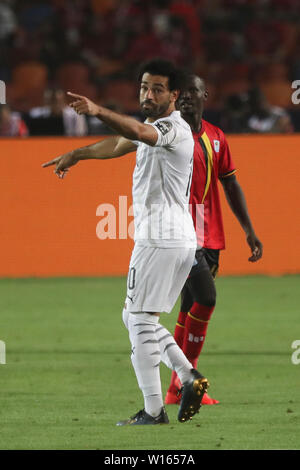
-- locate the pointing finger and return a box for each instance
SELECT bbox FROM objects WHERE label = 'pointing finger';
[67,91,85,100]
[42,158,58,168]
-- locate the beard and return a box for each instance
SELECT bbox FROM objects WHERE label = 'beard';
[140,99,171,119]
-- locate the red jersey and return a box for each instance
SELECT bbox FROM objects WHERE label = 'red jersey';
[189,119,236,250]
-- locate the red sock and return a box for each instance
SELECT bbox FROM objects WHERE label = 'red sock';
[174,311,187,348]
[182,302,215,369]
[168,311,187,393]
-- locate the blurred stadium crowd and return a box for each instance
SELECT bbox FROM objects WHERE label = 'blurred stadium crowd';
[0,0,299,136]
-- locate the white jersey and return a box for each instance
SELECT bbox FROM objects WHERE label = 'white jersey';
[132,110,196,248]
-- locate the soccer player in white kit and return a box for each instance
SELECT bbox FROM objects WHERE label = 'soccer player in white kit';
[42,59,209,425]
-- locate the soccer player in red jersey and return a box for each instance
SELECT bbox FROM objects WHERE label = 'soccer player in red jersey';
[165,75,263,405]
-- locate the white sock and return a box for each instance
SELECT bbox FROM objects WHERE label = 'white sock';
[127,312,163,417]
[155,324,173,369]
[155,323,193,384]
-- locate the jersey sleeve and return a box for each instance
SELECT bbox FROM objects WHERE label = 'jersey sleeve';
[150,119,178,147]
[217,131,236,179]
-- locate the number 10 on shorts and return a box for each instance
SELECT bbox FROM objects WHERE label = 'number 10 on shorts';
[128,267,136,290]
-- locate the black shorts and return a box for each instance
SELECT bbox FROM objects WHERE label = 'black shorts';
[189,248,220,280]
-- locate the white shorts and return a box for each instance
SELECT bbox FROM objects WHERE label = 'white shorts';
[125,244,195,313]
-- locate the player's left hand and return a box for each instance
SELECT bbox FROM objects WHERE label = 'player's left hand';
[67,92,100,116]
[42,151,78,179]
[247,233,263,262]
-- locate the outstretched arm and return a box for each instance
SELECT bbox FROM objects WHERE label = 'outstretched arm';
[42,135,136,178]
[67,92,159,146]
[220,174,263,262]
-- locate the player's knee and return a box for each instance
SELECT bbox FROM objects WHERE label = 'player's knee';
[205,291,217,307]
[180,297,193,313]
[180,286,193,313]
[194,290,216,308]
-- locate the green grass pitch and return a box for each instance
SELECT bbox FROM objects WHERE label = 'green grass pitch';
[0,275,299,450]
